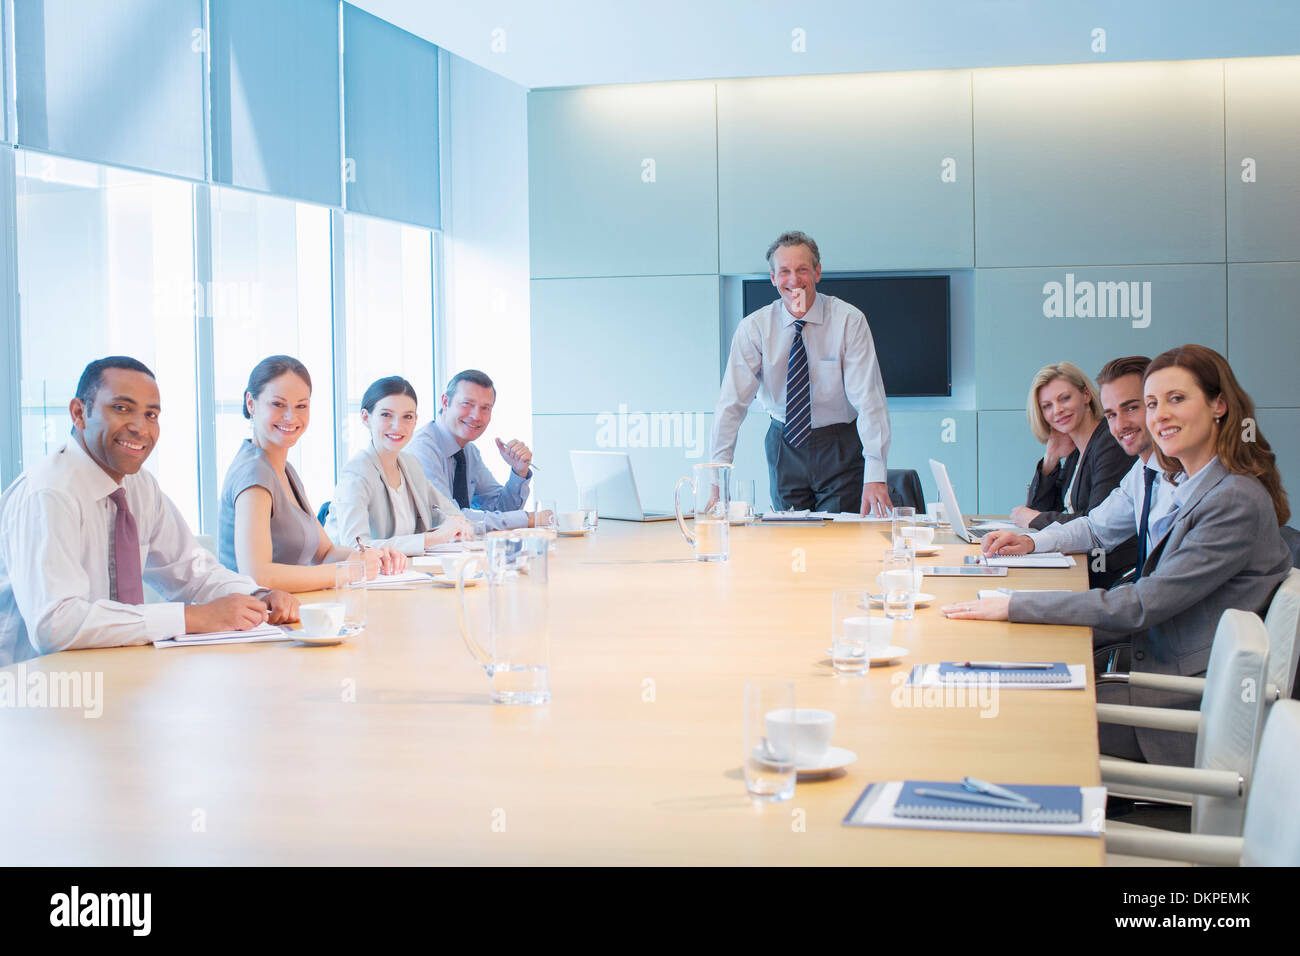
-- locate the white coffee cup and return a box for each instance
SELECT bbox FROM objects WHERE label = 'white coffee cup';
[439,554,466,577]
[877,569,925,593]
[558,511,586,532]
[765,708,835,762]
[300,602,345,639]
[899,525,935,548]
[844,615,893,656]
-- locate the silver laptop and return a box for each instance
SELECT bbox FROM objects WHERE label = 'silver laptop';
[929,458,1005,543]
[570,451,675,521]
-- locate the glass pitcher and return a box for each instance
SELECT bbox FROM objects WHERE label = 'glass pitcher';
[674,462,732,562]
[457,530,551,705]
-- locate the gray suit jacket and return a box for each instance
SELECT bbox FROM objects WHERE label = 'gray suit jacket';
[326,445,462,556]
[1011,459,1291,765]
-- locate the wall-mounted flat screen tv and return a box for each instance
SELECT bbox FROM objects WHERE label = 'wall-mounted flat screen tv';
[741,275,951,397]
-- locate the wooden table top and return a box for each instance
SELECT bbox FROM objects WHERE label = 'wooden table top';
[0,519,1101,865]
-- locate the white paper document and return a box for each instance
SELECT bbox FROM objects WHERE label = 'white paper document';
[985,552,1076,568]
[355,569,432,588]
[155,622,292,648]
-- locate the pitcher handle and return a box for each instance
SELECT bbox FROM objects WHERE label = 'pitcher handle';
[674,476,695,546]
[457,555,492,674]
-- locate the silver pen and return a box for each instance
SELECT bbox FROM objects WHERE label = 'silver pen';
[962,776,1035,805]
[962,661,1055,669]
[913,788,1041,810]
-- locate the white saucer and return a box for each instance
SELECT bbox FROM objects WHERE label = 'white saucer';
[557,528,591,537]
[823,645,910,665]
[431,572,485,588]
[868,592,936,607]
[797,746,857,776]
[295,628,357,646]
[912,546,942,557]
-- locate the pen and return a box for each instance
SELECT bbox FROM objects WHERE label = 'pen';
[913,788,1042,810]
[962,776,1035,805]
[961,661,1055,669]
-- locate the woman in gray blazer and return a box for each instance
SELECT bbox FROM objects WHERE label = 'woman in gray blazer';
[943,345,1292,766]
[327,377,471,556]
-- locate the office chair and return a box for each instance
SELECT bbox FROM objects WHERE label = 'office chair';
[1098,609,1270,838]
[1104,700,1300,866]
[317,501,330,525]
[1280,525,1300,568]
[886,469,924,512]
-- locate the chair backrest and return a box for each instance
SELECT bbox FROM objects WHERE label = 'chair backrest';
[1241,699,1300,866]
[886,469,924,512]
[317,501,331,526]
[1263,568,1300,698]
[1192,609,1270,837]
[1280,525,1300,568]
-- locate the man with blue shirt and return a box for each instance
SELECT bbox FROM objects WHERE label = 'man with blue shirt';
[709,231,892,516]
[408,369,549,531]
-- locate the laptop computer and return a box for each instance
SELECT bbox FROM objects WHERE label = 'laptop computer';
[570,451,676,521]
[928,458,1011,544]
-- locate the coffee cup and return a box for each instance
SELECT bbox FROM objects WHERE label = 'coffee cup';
[765,708,835,762]
[558,511,586,533]
[899,525,935,548]
[877,569,925,593]
[844,615,893,655]
[300,602,345,639]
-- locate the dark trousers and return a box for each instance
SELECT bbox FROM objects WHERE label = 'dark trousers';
[764,419,864,513]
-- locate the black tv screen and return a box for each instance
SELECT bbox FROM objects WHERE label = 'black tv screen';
[741,276,951,397]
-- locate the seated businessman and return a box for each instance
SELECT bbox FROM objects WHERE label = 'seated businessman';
[0,356,298,666]
[408,369,550,531]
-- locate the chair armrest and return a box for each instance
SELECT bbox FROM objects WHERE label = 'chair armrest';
[1105,828,1243,865]
[1096,702,1200,734]
[1100,758,1243,798]
[1095,672,1205,698]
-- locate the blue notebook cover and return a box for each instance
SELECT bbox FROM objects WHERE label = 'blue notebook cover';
[937,661,1071,683]
[894,780,1083,823]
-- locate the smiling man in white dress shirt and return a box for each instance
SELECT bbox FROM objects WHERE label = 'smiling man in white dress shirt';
[710,231,892,516]
[0,356,298,666]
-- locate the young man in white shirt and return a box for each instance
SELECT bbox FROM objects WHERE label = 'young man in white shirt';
[0,356,298,666]
[710,231,892,516]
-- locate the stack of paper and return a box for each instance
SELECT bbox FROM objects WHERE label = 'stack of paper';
[985,552,1076,568]
[155,622,291,649]
[354,569,432,589]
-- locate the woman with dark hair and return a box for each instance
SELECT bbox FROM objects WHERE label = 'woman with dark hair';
[326,376,471,555]
[943,345,1292,766]
[219,356,403,591]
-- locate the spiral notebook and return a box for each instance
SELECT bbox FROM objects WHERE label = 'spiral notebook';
[893,781,1082,823]
[843,780,1104,837]
[937,661,1072,684]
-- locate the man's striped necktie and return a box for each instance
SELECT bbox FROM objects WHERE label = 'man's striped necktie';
[784,319,811,448]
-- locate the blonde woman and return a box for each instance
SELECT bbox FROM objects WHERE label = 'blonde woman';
[1012,361,1134,532]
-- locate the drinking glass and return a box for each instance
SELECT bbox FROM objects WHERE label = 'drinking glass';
[831,590,873,676]
[579,487,598,531]
[333,561,367,634]
[743,679,796,801]
[881,545,917,622]
[730,478,756,524]
[534,499,558,551]
[891,506,917,549]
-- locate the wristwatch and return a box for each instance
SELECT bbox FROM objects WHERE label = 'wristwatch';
[251,587,273,601]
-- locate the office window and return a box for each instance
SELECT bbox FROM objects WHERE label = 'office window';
[209,186,336,509]
[342,213,435,459]
[15,150,202,528]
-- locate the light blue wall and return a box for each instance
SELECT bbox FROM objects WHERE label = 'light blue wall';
[528,56,1300,520]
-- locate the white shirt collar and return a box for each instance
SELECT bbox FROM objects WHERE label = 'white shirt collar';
[62,436,122,502]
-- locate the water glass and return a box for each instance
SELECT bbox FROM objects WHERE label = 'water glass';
[891,506,917,549]
[881,546,917,622]
[729,478,756,524]
[743,679,796,801]
[333,561,367,634]
[579,487,598,531]
[831,590,873,676]
[533,499,558,551]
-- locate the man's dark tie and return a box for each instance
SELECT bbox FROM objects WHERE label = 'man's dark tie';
[452,448,470,509]
[108,488,144,604]
[783,319,811,449]
[1133,467,1158,582]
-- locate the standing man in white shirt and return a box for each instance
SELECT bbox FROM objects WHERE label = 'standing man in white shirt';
[407,369,550,532]
[980,356,1179,582]
[0,357,298,666]
[710,231,892,516]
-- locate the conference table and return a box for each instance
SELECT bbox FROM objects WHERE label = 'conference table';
[0,519,1101,865]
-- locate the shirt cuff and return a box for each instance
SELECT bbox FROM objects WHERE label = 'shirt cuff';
[146,603,189,641]
[862,462,887,485]
[501,510,529,531]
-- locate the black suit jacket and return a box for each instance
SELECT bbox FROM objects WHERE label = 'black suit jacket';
[1026,421,1138,587]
